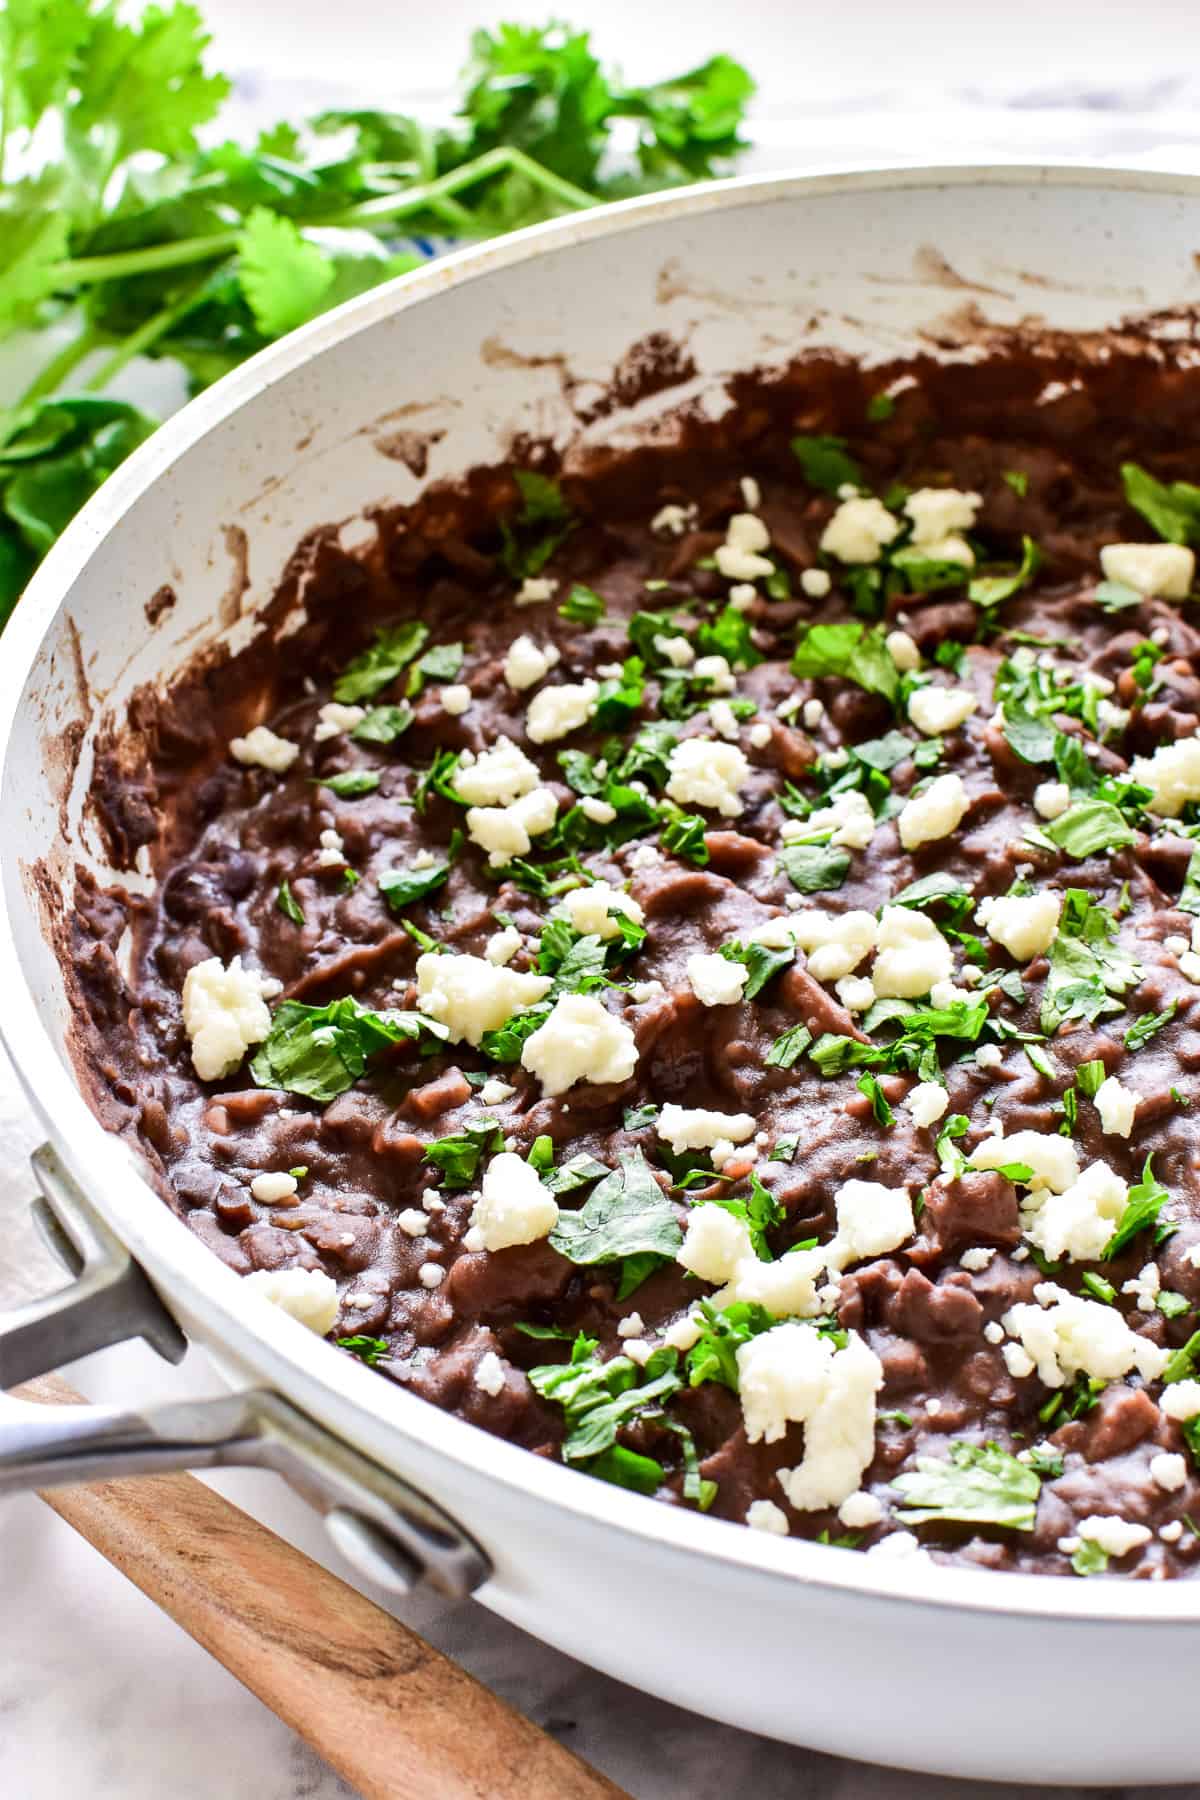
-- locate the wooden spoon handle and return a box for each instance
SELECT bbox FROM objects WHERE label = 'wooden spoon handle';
[23,1372,630,1800]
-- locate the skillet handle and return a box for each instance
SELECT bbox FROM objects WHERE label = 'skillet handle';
[0,1146,490,1601]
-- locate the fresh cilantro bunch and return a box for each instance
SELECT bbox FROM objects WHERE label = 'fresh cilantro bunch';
[0,4,755,620]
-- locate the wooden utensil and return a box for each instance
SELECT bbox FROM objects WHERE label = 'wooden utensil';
[20,1370,630,1800]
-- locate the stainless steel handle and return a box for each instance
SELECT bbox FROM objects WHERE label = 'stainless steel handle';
[1,1147,490,1601]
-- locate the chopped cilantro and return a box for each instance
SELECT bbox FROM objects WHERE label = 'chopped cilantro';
[1081,1272,1116,1305]
[1041,890,1142,1035]
[685,1298,775,1391]
[528,1333,681,1469]
[407,640,464,697]
[498,469,573,577]
[559,583,605,624]
[777,841,851,894]
[1121,461,1200,547]
[549,1148,681,1270]
[968,534,1041,608]
[766,1023,813,1070]
[1002,470,1029,498]
[378,832,460,913]
[1039,798,1136,859]
[893,1440,1040,1531]
[423,1117,504,1189]
[790,434,863,494]
[1092,578,1143,614]
[479,1003,553,1063]
[792,620,900,705]
[1124,1002,1177,1051]
[250,996,446,1103]
[856,1071,894,1127]
[718,936,795,999]
[276,878,305,925]
[660,810,709,866]
[1076,1059,1106,1098]
[337,1335,389,1367]
[867,392,896,422]
[1071,1539,1109,1577]
[1102,1155,1171,1259]
[352,702,414,745]
[334,621,429,704]
[316,769,381,798]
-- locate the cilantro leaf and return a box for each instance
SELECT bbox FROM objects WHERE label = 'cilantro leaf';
[790,434,862,494]
[237,206,334,336]
[766,1022,813,1069]
[334,622,429,703]
[777,842,851,895]
[1041,889,1141,1034]
[893,1440,1040,1531]
[276,878,305,925]
[968,534,1041,608]
[549,1148,681,1268]
[352,702,414,745]
[1124,1002,1176,1052]
[423,1117,504,1189]
[378,834,459,913]
[317,769,380,797]
[685,1298,775,1391]
[1121,461,1200,546]
[337,1334,389,1366]
[792,621,900,705]
[1039,799,1137,859]
[528,1332,681,1466]
[1102,1155,1171,1259]
[499,469,573,578]
[559,583,604,624]
[250,996,446,1102]
[718,937,795,999]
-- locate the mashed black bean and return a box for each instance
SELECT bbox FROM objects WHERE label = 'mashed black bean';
[76,343,1200,1577]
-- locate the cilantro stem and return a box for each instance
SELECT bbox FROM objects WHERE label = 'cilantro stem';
[51,146,600,290]
[14,324,104,410]
[83,277,211,394]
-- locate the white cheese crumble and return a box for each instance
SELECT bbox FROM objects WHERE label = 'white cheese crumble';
[687,952,748,1007]
[693,653,736,693]
[250,1172,298,1203]
[657,1104,756,1155]
[580,795,617,824]
[466,787,558,865]
[972,1129,1080,1192]
[897,772,968,851]
[715,511,773,581]
[552,881,645,942]
[839,1489,885,1529]
[728,584,757,612]
[397,1208,429,1236]
[316,827,346,867]
[885,629,921,673]
[520,993,638,1095]
[871,907,954,999]
[1034,780,1071,820]
[801,567,832,598]
[960,1247,995,1272]
[1162,1380,1200,1421]
[904,1081,949,1128]
[905,487,982,544]
[662,1313,703,1352]
[746,1499,790,1535]
[418,1262,445,1289]
[676,1204,755,1283]
[826,1178,915,1271]
[740,475,761,510]
[314,701,366,741]
[1099,541,1194,600]
[479,1077,516,1105]
[802,698,825,728]
[441,684,472,715]
[907,684,978,736]
[474,1351,507,1397]
[229,725,300,772]
[454,736,540,805]
[709,699,740,740]
[974,1043,1002,1071]
[525,679,598,744]
[819,496,900,565]
[516,576,556,605]
[415,952,551,1046]
[1150,1451,1188,1492]
[977,890,1061,962]
[617,1313,646,1339]
[785,788,876,850]
[181,956,281,1081]
[1129,737,1200,817]
[1075,1515,1153,1558]
[747,721,772,750]
[788,908,878,981]
[1095,1074,1138,1138]
[865,1530,932,1565]
[1023,1158,1128,1263]
[835,974,876,1013]
[503,634,560,690]
[665,737,749,816]
[651,502,697,537]
[243,1267,338,1335]
[485,926,522,965]
[655,633,695,668]
[737,1325,883,1511]
[465,1151,558,1252]
[1002,1283,1169,1387]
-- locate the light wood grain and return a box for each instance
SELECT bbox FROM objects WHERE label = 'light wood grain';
[20,1371,629,1800]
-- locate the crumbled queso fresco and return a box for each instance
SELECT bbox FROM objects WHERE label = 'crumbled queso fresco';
[77,346,1200,1579]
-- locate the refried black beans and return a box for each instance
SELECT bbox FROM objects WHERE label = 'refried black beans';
[74,342,1200,1578]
